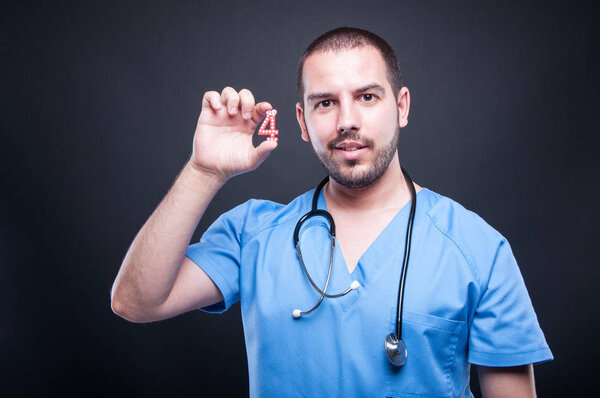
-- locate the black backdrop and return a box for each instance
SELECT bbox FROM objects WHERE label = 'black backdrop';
[3,1,599,396]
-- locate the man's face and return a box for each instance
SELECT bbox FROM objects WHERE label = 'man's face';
[296,46,409,189]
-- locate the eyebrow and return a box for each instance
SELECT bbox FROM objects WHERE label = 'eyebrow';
[306,83,386,105]
[355,84,386,96]
[306,92,333,105]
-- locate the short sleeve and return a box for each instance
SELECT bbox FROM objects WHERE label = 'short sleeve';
[185,203,249,313]
[468,239,553,366]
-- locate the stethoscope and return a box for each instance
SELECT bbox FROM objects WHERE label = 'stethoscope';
[292,167,417,367]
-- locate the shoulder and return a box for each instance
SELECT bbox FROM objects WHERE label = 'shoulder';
[213,189,316,244]
[419,188,509,287]
[421,188,505,245]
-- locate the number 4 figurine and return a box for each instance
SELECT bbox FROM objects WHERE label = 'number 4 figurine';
[258,109,279,142]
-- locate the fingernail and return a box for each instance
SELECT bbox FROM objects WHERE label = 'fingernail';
[243,112,252,119]
[229,108,237,114]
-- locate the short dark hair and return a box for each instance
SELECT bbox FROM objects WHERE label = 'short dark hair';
[296,27,403,106]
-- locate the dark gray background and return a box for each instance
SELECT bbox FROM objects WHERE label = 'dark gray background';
[3,0,599,396]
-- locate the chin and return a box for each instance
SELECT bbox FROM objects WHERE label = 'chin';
[329,165,385,190]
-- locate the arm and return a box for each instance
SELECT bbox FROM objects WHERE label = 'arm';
[477,364,537,398]
[111,87,277,323]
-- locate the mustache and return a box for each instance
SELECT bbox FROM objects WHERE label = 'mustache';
[327,132,373,150]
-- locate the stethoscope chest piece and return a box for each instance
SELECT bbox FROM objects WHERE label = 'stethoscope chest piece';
[385,333,407,366]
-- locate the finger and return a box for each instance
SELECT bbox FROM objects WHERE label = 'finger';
[250,139,278,169]
[221,86,239,116]
[239,89,255,120]
[202,91,222,111]
[251,102,273,125]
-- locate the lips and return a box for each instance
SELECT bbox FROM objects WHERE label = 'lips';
[335,141,367,151]
[333,141,369,161]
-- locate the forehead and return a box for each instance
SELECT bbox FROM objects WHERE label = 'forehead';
[302,46,390,97]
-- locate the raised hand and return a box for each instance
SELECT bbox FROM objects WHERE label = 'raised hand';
[189,87,278,181]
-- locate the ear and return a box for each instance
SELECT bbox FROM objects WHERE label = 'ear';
[397,87,410,128]
[296,102,310,142]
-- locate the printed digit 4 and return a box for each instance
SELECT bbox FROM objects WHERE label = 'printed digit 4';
[258,109,279,142]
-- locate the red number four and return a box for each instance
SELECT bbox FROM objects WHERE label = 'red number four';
[258,109,279,142]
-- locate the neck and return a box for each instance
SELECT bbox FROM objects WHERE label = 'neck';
[324,153,415,213]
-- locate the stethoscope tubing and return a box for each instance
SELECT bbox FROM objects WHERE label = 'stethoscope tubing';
[395,168,416,341]
[294,200,357,308]
[296,238,355,299]
[293,167,416,353]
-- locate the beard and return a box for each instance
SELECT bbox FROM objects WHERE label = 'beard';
[312,127,400,190]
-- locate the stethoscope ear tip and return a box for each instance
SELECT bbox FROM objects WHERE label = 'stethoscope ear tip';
[292,309,302,319]
[350,280,360,290]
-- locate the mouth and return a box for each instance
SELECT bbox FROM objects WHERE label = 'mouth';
[332,141,369,161]
[334,141,368,151]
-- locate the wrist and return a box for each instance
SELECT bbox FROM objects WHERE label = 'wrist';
[185,160,229,188]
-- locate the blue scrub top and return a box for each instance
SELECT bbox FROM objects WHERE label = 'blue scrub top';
[186,187,552,397]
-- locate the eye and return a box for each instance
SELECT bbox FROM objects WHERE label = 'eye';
[361,93,376,102]
[317,99,333,108]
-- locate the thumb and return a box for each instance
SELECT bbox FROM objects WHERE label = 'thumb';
[250,140,278,169]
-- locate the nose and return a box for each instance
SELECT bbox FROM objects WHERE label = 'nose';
[336,99,360,134]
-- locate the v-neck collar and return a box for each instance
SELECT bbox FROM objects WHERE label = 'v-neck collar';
[315,186,426,283]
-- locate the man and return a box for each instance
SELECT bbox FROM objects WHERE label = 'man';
[111,27,552,397]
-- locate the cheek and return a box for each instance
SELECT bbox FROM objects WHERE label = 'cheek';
[306,114,336,146]
[307,111,334,129]
[364,109,398,135]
